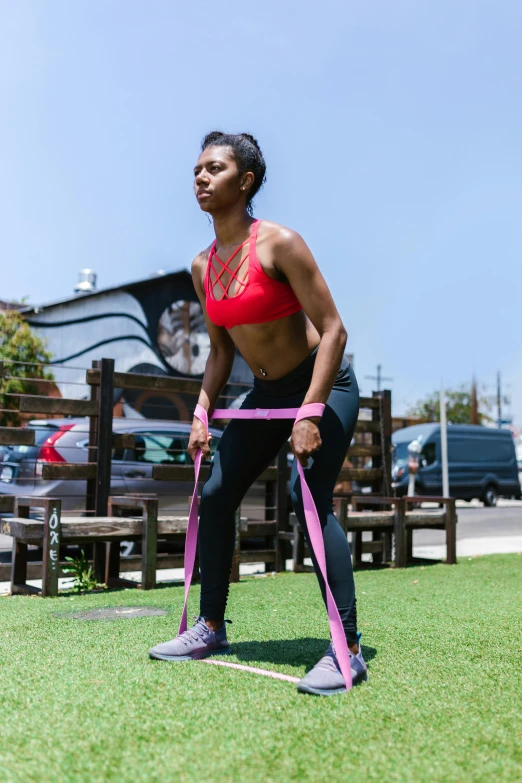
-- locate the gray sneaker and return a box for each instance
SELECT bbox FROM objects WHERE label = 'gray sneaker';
[149,616,232,661]
[296,638,368,696]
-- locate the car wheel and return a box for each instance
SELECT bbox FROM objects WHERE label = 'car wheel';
[483,485,498,507]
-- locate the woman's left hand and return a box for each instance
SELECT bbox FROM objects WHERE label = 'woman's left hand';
[290,419,322,467]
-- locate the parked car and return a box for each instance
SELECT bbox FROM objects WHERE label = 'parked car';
[391,423,521,506]
[0,418,267,518]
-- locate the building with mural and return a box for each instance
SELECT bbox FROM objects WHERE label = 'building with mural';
[22,269,251,420]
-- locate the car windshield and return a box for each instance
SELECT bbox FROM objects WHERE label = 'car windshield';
[393,443,409,465]
[127,430,220,464]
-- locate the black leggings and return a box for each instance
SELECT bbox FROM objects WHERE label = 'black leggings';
[198,350,360,643]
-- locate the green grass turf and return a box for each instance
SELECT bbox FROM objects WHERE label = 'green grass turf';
[1,555,521,783]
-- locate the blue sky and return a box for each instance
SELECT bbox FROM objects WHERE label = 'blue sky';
[1,1,521,423]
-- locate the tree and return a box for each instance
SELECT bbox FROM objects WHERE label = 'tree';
[0,309,54,426]
[407,384,492,425]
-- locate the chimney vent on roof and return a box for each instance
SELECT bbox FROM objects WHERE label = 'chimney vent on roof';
[75,269,97,294]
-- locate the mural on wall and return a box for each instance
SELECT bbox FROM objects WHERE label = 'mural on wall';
[25,271,250,420]
[157,300,210,376]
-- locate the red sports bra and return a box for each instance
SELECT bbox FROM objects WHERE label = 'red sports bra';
[204,220,302,330]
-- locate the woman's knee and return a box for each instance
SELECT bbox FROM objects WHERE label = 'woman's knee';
[290,476,333,522]
[200,475,238,517]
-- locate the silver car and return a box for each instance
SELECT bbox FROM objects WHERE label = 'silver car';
[0,418,266,518]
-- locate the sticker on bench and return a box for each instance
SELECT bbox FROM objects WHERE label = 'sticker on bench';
[48,505,60,573]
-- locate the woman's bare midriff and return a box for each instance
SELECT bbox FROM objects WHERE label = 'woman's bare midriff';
[228,310,321,380]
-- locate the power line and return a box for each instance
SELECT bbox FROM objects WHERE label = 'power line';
[364,364,393,392]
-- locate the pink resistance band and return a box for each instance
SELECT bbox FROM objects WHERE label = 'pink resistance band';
[178,402,352,692]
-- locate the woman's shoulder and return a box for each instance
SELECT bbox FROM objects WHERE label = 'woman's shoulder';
[191,245,213,294]
[257,219,304,251]
[191,245,212,272]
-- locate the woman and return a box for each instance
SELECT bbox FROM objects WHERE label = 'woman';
[149,131,367,696]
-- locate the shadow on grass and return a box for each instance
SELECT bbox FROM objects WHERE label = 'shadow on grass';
[231,638,377,672]
[354,558,441,571]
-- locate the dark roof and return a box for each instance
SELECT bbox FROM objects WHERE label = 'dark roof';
[21,268,192,314]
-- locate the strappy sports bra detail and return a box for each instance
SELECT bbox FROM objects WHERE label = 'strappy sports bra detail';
[204,220,303,330]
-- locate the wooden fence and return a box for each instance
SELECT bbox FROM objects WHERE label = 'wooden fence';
[0,357,393,582]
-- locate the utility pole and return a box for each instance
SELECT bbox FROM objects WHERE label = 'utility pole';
[440,383,450,497]
[364,364,393,392]
[471,375,479,425]
[497,371,502,429]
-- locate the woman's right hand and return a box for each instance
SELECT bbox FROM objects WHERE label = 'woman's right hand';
[188,417,212,462]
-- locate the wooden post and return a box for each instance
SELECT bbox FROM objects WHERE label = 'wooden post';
[264,471,276,573]
[85,359,100,568]
[141,498,158,589]
[11,495,29,594]
[86,359,100,515]
[292,517,305,572]
[42,500,61,597]
[11,540,29,593]
[107,495,158,589]
[445,499,457,565]
[106,496,123,585]
[352,531,363,567]
[371,391,384,563]
[393,499,406,568]
[275,446,289,572]
[288,512,306,573]
[406,529,413,563]
[338,498,349,534]
[104,495,120,586]
[230,508,240,582]
[94,357,114,583]
[382,530,392,563]
[265,478,276,522]
[11,499,30,594]
[381,389,393,495]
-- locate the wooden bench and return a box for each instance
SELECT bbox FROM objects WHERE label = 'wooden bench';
[278,391,394,570]
[284,496,397,572]
[347,495,457,567]
[4,360,457,581]
[285,494,457,569]
[1,492,251,595]
[1,496,159,596]
[154,461,286,574]
[398,496,457,567]
[107,494,249,584]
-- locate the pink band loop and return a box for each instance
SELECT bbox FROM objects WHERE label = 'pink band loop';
[179,402,352,691]
[194,403,209,431]
[295,403,326,423]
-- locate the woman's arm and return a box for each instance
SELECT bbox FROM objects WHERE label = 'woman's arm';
[189,253,236,460]
[271,228,348,466]
[272,228,348,409]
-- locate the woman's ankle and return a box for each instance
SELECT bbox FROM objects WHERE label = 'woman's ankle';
[204,618,223,632]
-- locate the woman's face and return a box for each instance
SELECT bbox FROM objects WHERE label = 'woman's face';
[193,146,252,213]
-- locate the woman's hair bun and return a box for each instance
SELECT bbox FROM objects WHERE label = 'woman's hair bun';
[202,131,226,146]
[239,133,261,152]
